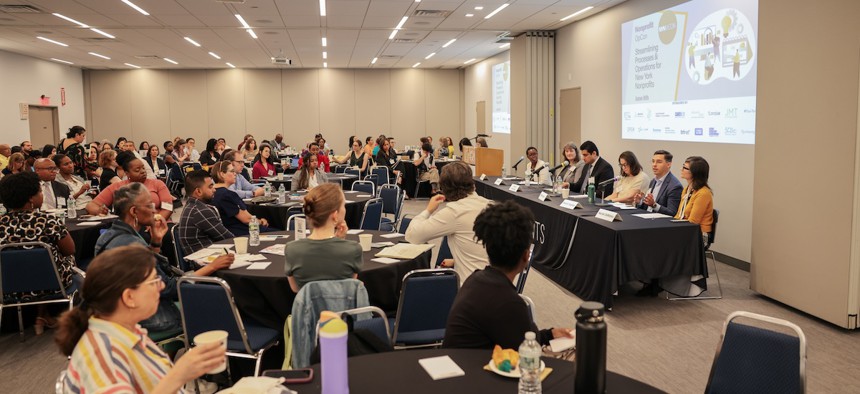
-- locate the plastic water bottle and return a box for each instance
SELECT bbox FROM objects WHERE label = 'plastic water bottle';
[249,216,260,246]
[518,331,542,394]
[67,196,77,219]
[575,302,607,394]
[264,181,271,197]
[587,179,596,204]
[502,167,507,179]
[277,184,286,204]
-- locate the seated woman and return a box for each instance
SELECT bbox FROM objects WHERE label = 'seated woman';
[442,200,572,350]
[335,138,370,175]
[252,144,279,179]
[86,151,173,219]
[94,183,233,332]
[210,161,271,236]
[292,151,329,192]
[59,126,88,178]
[524,147,551,186]
[97,150,122,191]
[559,142,585,189]
[242,138,259,162]
[53,154,94,207]
[56,245,226,393]
[413,143,440,194]
[0,172,77,335]
[374,136,400,181]
[284,183,361,292]
[437,136,452,158]
[199,138,220,167]
[144,145,166,178]
[458,138,472,155]
[2,152,26,176]
[604,151,649,203]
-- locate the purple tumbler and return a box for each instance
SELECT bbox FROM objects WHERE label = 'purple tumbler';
[319,315,349,394]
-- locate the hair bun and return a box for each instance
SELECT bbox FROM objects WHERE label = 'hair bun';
[302,194,316,217]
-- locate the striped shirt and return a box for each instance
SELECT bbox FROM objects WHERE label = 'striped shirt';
[65,317,181,393]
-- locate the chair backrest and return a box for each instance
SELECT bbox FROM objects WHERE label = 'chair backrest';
[332,164,347,174]
[392,269,459,344]
[519,294,536,323]
[286,210,305,231]
[378,184,401,216]
[398,215,413,234]
[708,208,719,247]
[706,311,806,394]
[177,276,254,354]
[338,306,391,346]
[360,198,384,230]
[351,180,375,196]
[345,168,361,179]
[515,244,536,294]
[0,242,67,297]
[372,166,390,184]
[435,236,453,268]
[169,225,189,271]
[364,174,380,190]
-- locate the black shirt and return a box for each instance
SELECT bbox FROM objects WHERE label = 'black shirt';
[442,266,552,350]
[99,167,118,191]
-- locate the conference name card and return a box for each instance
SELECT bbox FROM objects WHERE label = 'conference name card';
[494,178,505,186]
[560,200,581,210]
[595,209,623,222]
[509,184,521,192]
[538,192,550,201]
[479,174,487,181]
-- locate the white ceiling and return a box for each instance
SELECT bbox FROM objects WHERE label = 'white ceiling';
[0,0,622,70]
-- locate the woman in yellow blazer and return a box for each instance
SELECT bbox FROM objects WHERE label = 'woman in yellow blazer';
[674,156,713,234]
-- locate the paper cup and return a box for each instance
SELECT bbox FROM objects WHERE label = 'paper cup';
[234,237,248,255]
[278,173,284,180]
[359,234,373,252]
[193,330,228,374]
[561,188,570,199]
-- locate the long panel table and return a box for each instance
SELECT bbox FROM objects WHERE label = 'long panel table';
[474,177,705,307]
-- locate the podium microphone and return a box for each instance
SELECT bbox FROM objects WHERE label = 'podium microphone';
[549,161,569,174]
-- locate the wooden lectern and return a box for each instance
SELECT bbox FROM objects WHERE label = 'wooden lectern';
[462,146,504,176]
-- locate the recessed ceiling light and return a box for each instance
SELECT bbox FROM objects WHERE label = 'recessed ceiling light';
[464,58,476,64]
[90,28,115,39]
[465,14,474,17]
[164,58,178,65]
[235,14,251,29]
[88,52,111,60]
[474,6,484,10]
[209,52,221,59]
[124,63,141,69]
[412,62,421,68]
[122,0,150,16]
[184,37,201,47]
[371,57,378,64]
[395,16,408,30]
[52,13,88,28]
[442,38,456,48]
[51,58,73,65]
[322,37,327,47]
[320,0,326,16]
[388,30,398,40]
[226,62,236,68]
[36,36,68,47]
[323,62,328,68]
[499,43,510,49]
[560,6,594,21]
[485,3,509,19]
[425,52,435,59]
[322,51,327,59]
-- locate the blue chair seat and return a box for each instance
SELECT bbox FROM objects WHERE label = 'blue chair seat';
[227,322,279,352]
[353,316,392,345]
[395,329,447,345]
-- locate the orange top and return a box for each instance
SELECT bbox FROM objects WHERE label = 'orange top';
[675,185,713,233]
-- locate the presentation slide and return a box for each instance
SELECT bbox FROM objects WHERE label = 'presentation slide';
[492,61,511,134]
[621,0,758,144]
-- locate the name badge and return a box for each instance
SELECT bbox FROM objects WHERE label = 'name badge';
[389,159,395,165]
[57,197,67,208]
[509,184,520,192]
[538,192,550,201]
[494,178,505,186]
[595,209,623,222]
[268,170,274,176]
[479,174,487,181]
[158,169,165,175]
[162,202,174,212]
[560,200,581,210]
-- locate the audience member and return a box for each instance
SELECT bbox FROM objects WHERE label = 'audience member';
[363,136,376,158]
[0,172,76,334]
[271,133,287,151]
[186,137,201,162]
[59,126,88,178]
[56,245,226,393]
[605,151,649,203]
[41,144,57,160]
[635,150,683,216]
[223,151,263,198]
[138,141,149,152]
[442,200,573,350]
[524,146,551,185]
[100,141,113,151]
[292,151,329,191]
[98,150,122,191]
[34,158,71,210]
[413,143,440,194]
[458,137,472,154]
[87,151,173,218]
[54,154,93,207]
[438,137,453,158]
[144,145,166,178]
[174,138,190,163]
[284,183,360,292]
[252,144,279,179]
[177,170,235,254]
[336,138,370,174]
[570,140,614,195]
[0,143,11,173]
[242,138,259,161]
[2,152,25,176]
[20,140,33,156]
[199,138,220,166]
[374,137,400,179]
[297,142,331,172]
[210,161,270,236]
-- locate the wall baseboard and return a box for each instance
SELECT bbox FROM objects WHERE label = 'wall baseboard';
[713,251,750,272]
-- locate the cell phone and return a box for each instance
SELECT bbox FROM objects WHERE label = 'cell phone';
[262,369,314,384]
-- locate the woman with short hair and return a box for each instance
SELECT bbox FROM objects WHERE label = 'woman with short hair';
[210,161,270,236]
[54,154,93,206]
[144,145,166,178]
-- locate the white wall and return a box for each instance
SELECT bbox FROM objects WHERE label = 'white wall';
[554,0,753,262]
[0,50,85,144]
[84,68,464,154]
[464,51,511,168]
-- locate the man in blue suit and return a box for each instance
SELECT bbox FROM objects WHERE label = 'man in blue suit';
[636,150,683,216]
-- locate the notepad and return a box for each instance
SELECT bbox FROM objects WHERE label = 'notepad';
[381,233,405,239]
[260,244,285,256]
[375,243,433,259]
[633,213,671,219]
[246,262,271,270]
[371,257,401,264]
[371,241,395,248]
[549,335,576,352]
[418,356,465,380]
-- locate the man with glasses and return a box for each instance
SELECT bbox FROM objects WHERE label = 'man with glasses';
[34,158,71,210]
[634,150,683,216]
[223,151,264,198]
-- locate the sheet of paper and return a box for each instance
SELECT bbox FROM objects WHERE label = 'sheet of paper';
[259,234,289,242]
[381,233,405,239]
[375,243,434,260]
[371,241,395,248]
[570,194,588,199]
[346,229,364,234]
[371,257,401,264]
[418,356,465,380]
[260,244,285,256]
[228,261,253,270]
[549,335,576,353]
[633,213,672,219]
[246,262,272,270]
[185,248,221,262]
[236,254,268,262]
[75,221,103,227]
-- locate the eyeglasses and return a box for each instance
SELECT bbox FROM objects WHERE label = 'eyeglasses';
[682,166,690,171]
[139,275,164,288]
[136,203,156,211]
[36,166,59,172]
[619,163,629,168]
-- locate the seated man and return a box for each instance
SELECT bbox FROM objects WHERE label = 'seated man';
[442,200,573,350]
[223,151,264,198]
[570,140,614,196]
[177,170,234,255]
[405,161,491,280]
[635,150,683,216]
[33,158,71,210]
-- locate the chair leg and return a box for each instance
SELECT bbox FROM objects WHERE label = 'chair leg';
[705,251,723,299]
[17,306,24,339]
[666,251,723,300]
[253,352,264,377]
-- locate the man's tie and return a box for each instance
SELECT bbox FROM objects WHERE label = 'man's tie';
[42,182,56,209]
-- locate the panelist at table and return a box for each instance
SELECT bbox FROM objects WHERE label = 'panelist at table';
[570,140,614,196]
[559,142,585,188]
[523,146,551,185]
[635,150,683,216]
[604,151,649,204]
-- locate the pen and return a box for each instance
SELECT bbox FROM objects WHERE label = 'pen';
[223,248,230,256]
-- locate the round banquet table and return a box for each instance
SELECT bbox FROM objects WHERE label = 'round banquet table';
[260,173,358,192]
[65,212,114,262]
[299,348,666,393]
[244,191,372,230]
[211,230,430,330]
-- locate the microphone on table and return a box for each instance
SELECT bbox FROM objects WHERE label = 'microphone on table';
[531,165,546,176]
[512,156,525,170]
[597,176,621,187]
[549,161,569,174]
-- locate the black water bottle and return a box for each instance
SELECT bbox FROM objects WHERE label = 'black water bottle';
[575,301,606,394]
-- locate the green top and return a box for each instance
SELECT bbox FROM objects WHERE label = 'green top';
[284,237,363,289]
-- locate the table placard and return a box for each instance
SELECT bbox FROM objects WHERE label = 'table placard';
[560,200,581,210]
[294,217,307,240]
[479,174,487,181]
[509,184,520,192]
[595,209,623,222]
[494,178,505,186]
[538,191,550,201]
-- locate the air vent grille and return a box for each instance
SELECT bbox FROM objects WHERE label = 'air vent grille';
[413,10,450,18]
[0,4,42,13]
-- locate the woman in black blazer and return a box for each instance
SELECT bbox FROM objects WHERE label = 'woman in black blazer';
[144,145,166,178]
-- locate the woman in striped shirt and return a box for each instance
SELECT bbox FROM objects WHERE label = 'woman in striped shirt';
[55,245,224,393]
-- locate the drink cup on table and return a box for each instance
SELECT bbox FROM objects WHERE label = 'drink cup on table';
[358,234,373,252]
[193,330,228,374]
[234,237,249,254]
[561,188,570,199]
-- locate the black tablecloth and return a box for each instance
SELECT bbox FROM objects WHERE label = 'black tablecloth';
[474,177,705,307]
[213,231,430,330]
[245,192,371,230]
[66,213,113,261]
[299,348,664,393]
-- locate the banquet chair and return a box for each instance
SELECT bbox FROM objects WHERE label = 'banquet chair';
[345,167,361,180]
[338,306,392,346]
[378,185,403,232]
[706,311,806,394]
[668,208,722,300]
[359,198,384,231]
[519,294,536,322]
[373,166,391,185]
[413,177,432,200]
[332,164,347,174]
[177,276,279,377]
[514,244,536,294]
[434,236,453,268]
[397,215,413,234]
[0,242,79,338]
[169,225,190,271]
[364,174,380,191]
[351,180,375,197]
[390,268,460,349]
